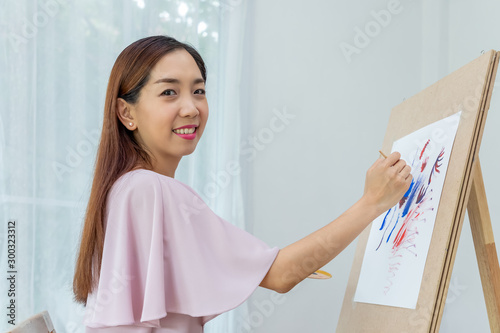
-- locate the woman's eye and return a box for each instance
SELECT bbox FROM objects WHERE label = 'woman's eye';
[161,89,176,96]
[194,89,206,95]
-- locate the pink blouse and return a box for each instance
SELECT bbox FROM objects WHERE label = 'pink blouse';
[84,169,280,332]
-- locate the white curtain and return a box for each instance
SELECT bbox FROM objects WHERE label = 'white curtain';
[0,0,250,332]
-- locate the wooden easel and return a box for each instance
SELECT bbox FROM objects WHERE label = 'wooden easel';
[337,50,500,333]
[465,159,500,332]
[430,49,500,332]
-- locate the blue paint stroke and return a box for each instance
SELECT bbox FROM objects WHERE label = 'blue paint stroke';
[399,178,415,208]
[401,175,423,218]
[386,214,401,243]
[379,208,392,231]
[376,208,397,251]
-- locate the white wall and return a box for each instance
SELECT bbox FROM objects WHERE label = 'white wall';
[243,0,500,332]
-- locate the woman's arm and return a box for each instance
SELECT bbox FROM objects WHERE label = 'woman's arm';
[259,152,412,293]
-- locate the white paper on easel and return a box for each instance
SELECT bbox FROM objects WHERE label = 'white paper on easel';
[353,111,462,309]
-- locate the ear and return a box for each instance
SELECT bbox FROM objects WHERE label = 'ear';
[116,98,136,130]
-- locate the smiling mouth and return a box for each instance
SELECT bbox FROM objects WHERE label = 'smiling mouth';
[172,127,197,134]
[172,127,198,140]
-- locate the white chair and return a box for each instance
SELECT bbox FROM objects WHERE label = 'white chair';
[7,310,55,333]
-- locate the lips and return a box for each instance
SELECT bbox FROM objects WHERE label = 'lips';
[173,124,198,130]
[172,126,197,140]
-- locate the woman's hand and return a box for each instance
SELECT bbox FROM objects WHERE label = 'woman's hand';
[362,151,412,215]
[261,151,413,293]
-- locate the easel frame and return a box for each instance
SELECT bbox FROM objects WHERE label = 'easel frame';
[466,159,500,332]
[337,50,500,333]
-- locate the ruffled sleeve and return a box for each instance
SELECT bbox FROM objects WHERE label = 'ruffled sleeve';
[84,170,280,328]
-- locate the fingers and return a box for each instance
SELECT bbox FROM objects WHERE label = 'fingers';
[384,151,401,167]
[370,151,412,181]
[402,165,412,180]
[393,157,412,181]
[364,150,415,211]
[383,151,411,173]
[393,159,407,173]
[383,152,413,185]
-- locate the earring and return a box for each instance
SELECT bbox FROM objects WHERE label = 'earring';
[129,123,133,126]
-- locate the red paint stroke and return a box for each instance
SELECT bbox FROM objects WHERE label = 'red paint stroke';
[419,139,430,160]
[421,156,429,172]
[391,196,428,252]
[384,261,401,295]
[384,197,430,294]
[417,185,428,203]
[399,196,407,208]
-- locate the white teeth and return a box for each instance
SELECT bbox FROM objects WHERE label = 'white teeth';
[173,127,196,134]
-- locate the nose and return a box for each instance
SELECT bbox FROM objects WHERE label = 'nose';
[179,96,199,118]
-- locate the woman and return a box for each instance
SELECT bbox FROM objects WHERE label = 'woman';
[73,35,412,332]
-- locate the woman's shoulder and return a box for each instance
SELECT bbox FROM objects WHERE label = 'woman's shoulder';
[105,169,211,224]
[111,168,202,201]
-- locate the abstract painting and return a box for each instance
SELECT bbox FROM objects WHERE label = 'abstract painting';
[354,111,462,309]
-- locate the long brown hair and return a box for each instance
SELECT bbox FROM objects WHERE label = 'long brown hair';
[73,35,207,305]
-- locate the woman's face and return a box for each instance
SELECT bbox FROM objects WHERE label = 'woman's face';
[118,48,208,173]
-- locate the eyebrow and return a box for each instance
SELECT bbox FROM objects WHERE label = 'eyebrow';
[153,77,205,85]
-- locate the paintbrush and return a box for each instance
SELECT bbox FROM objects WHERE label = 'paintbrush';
[379,150,388,158]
